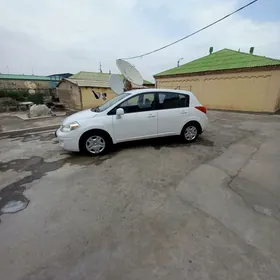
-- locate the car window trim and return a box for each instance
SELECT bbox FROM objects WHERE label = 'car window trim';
[107,91,190,115]
[107,92,156,115]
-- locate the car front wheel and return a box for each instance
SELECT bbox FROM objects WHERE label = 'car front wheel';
[80,131,110,155]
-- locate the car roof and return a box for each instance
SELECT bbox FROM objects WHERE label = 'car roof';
[125,88,194,96]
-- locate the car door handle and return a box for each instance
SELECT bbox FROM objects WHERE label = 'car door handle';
[148,114,156,118]
[181,110,188,114]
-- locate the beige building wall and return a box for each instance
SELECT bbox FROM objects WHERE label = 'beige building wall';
[81,87,116,109]
[156,70,280,112]
[57,81,82,110]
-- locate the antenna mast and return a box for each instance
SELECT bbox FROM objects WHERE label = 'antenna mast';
[99,62,102,73]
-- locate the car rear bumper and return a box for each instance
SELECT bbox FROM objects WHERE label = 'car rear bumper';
[200,115,208,133]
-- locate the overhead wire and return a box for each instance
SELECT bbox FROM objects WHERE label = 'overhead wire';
[121,0,259,60]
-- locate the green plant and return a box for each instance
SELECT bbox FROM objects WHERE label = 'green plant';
[0,90,46,104]
[27,94,44,104]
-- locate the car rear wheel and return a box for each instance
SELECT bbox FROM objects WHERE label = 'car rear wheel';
[181,123,199,142]
[80,131,110,156]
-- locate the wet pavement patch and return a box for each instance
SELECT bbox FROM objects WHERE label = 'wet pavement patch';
[9,133,57,142]
[67,153,112,166]
[0,156,44,173]
[38,134,56,141]
[0,155,111,217]
[0,179,30,217]
[114,136,214,151]
[21,133,56,142]
[21,134,41,142]
[1,200,29,214]
[113,136,187,151]
[194,138,214,147]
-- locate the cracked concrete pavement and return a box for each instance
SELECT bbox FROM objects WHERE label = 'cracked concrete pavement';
[0,111,280,280]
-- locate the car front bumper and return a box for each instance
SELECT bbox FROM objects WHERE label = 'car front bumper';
[55,128,80,152]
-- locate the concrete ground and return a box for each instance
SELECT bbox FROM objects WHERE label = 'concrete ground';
[0,113,65,133]
[0,111,280,280]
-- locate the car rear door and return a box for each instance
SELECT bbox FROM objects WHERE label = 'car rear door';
[156,92,190,136]
[112,92,158,142]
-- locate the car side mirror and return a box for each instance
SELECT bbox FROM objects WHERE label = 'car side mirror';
[116,108,124,117]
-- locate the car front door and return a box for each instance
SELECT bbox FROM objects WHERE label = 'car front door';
[157,92,190,136]
[111,92,158,142]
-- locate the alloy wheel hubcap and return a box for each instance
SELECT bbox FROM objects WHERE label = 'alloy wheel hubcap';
[86,136,105,154]
[184,126,198,141]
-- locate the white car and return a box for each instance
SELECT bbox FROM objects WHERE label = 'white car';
[56,89,208,155]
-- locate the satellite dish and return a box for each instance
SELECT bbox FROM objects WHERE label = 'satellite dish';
[116,59,143,86]
[109,74,124,95]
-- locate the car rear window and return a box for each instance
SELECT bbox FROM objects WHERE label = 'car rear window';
[158,92,189,109]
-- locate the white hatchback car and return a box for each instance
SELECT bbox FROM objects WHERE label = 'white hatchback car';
[56,89,208,155]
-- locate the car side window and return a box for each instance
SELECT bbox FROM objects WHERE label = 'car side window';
[158,92,189,109]
[118,93,155,114]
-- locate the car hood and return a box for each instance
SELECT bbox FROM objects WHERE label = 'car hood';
[62,109,98,125]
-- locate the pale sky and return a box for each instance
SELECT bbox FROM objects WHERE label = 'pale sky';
[0,0,280,81]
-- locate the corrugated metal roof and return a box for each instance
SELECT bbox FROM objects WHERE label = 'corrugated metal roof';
[0,74,51,81]
[65,77,147,89]
[65,78,110,88]
[69,71,153,87]
[70,72,110,81]
[154,49,280,77]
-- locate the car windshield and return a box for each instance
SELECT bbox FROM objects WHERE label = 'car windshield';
[91,93,130,112]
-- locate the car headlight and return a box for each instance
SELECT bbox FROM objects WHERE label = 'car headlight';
[61,121,80,132]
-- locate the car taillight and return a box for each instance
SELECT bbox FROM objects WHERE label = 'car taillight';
[195,106,207,114]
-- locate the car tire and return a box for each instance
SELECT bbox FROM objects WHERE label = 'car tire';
[80,130,110,156]
[181,122,199,143]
